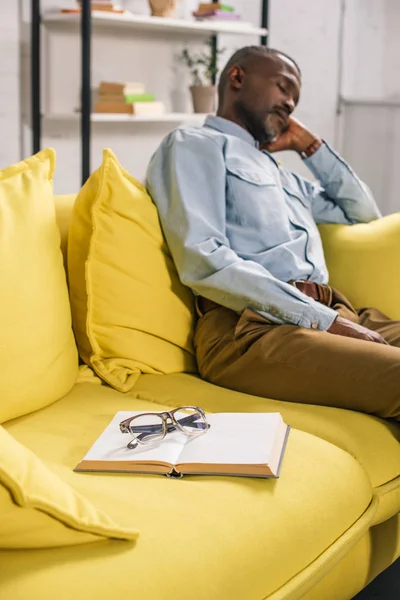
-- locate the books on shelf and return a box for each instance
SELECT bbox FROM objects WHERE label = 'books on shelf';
[193,10,241,20]
[95,81,165,116]
[78,0,122,11]
[197,3,235,12]
[193,2,242,21]
[61,1,125,14]
[94,100,165,116]
[99,81,146,96]
[124,94,156,103]
[95,93,155,103]
[75,411,290,478]
[94,101,133,114]
[132,101,165,116]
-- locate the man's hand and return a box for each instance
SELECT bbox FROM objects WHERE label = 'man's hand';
[328,316,388,345]
[262,117,322,155]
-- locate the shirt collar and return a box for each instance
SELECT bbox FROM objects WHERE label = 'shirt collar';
[204,115,260,148]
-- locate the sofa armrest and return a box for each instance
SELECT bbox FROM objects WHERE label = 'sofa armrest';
[319,213,400,319]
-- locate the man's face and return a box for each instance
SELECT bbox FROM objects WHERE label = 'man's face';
[232,54,301,144]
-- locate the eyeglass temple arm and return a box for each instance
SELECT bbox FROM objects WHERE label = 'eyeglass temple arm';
[120,414,200,434]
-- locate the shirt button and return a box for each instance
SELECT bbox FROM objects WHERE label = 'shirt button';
[253,173,261,182]
[311,322,319,330]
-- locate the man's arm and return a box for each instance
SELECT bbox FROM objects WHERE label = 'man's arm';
[304,143,382,225]
[146,129,337,331]
[265,117,382,225]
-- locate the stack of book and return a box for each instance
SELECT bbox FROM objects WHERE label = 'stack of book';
[193,3,241,21]
[95,81,166,116]
[76,1,123,13]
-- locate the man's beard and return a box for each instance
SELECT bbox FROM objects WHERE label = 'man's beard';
[260,122,278,144]
[235,103,280,145]
[263,111,285,144]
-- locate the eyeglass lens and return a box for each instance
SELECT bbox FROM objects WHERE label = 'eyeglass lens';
[128,413,165,445]
[173,408,208,434]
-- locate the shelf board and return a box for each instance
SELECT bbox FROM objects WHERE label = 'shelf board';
[42,10,267,37]
[340,96,400,108]
[44,112,208,123]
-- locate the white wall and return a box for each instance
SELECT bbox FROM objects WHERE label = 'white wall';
[341,0,386,100]
[339,0,400,214]
[383,0,400,100]
[0,2,21,168]
[341,0,400,101]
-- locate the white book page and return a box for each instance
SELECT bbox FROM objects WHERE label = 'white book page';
[81,411,187,466]
[178,413,283,466]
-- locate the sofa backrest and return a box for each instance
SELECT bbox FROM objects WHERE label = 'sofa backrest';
[55,193,400,322]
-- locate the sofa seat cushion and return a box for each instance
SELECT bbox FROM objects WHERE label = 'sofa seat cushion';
[3,381,377,600]
[131,374,400,524]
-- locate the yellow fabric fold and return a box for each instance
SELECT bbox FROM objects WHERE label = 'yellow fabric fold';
[0,425,139,548]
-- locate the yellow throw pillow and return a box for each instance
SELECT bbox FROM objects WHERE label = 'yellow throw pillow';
[68,149,196,393]
[320,212,400,319]
[0,425,139,548]
[0,150,78,423]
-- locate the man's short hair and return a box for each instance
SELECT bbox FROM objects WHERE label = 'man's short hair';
[218,46,301,101]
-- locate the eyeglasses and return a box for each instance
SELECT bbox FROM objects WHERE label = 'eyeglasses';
[119,406,210,450]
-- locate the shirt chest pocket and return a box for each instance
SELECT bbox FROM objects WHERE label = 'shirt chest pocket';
[226,163,288,230]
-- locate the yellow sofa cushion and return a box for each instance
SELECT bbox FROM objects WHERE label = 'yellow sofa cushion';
[67,149,196,393]
[131,373,400,525]
[0,150,78,423]
[320,212,400,319]
[3,381,376,599]
[0,425,139,548]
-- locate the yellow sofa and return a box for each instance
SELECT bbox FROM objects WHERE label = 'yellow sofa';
[1,192,399,600]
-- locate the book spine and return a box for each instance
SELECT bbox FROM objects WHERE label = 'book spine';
[99,86,124,94]
[193,10,240,19]
[124,86,146,95]
[198,3,234,12]
[131,101,165,116]
[124,94,156,103]
[99,86,146,96]
[95,101,133,113]
[166,467,183,478]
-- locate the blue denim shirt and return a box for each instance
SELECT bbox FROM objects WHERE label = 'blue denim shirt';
[146,115,381,330]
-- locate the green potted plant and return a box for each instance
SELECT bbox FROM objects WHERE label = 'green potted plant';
[180,38,225,113]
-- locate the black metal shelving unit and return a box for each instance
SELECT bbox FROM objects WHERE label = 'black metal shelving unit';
[31,0,269,186]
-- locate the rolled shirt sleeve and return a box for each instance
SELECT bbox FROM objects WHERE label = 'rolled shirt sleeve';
[146,129,337,331]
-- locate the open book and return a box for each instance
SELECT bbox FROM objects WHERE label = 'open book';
[75,411,290,478]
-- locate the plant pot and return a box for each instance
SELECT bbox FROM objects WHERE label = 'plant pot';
[149,0,177,17]
[190,85,216,114]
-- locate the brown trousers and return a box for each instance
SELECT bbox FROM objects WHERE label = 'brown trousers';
[194,290,400,421]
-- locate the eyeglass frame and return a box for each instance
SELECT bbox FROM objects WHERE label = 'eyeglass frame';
[119,406,210,450]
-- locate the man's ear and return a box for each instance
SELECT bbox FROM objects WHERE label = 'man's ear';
[229,66,244,90]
